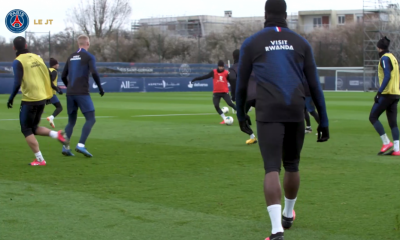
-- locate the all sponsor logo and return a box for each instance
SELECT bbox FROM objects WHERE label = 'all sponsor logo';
[148,80,180,89]
[5,9,29,33]
[121,81,139,89]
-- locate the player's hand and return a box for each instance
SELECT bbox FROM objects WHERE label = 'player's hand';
[239,120,253,135]
[56,87,63,95]
[374,92,381,103]
[317,126,329,142]
[99,89,105,97]
[7,99,13,109]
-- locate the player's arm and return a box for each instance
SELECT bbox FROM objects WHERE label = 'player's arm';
[61,60,69,87]
[191,71,214,82]
[378,56,393,93]
[303,43,329,141]
[236,38,252,122]
[7,60,23,108]
[49,70,62,94]
[89,55,104,96]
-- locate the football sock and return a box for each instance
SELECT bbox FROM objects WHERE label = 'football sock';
[306,126,311,129]
[381,134,390,145]
[394,141,400,152]
[220,113,226,120]
[79,111,96,145]
[283,197,297,218]
[250,133,256,139]
[304,111,311,126]
[49,131,58,139]
[267,204,284,234]
[35,151,44,162]
[77,143,85,148]
[64,145,70,150]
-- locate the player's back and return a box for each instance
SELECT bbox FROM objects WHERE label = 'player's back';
[16,53,53,102]
[63,48,96,95]
[243,26,313,122]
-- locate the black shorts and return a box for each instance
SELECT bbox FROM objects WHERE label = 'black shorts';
[20,104,45,137]
[213,93,231,104]
[257,121,305,174]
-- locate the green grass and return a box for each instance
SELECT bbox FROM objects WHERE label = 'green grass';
[0,92,400,240]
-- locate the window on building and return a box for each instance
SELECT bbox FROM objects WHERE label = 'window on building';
[357,15,363,23]
[313,17,322,28]
[338,15,345,25]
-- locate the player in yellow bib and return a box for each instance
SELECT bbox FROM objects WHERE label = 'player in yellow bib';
[7,37,67,166]
[369,36,400,156]
[46,58,64,128]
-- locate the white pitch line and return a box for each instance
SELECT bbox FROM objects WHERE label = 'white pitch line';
[131,113,216,117]
[0,116,115,121]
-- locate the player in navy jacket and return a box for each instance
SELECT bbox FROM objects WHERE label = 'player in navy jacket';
[235,1,329,239]
[61,35,105,157]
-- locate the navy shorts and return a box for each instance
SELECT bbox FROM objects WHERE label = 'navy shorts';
[50,94,60,104]
[305,96,315,112]
[67,95,95,114]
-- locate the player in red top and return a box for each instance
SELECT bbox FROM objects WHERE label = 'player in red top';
[192,60,237,124]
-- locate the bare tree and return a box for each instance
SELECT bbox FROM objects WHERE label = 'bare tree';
[67,0,132,38]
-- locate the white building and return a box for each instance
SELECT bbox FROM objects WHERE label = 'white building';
[297,9,363,33]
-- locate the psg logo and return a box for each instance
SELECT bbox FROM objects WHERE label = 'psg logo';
[5,9,29,33]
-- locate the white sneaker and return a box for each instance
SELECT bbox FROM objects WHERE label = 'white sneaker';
[305,127,312,134]
[232,108,237,114]
[248,107,253,112]
[47,116,55,128]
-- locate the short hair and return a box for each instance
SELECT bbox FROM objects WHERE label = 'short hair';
[13,36,26,51]
[77,35,90,46]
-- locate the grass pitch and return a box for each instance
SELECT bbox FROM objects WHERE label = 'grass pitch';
[0,92,399,240]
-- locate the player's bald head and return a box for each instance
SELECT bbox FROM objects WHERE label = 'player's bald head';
[77,35,90,48]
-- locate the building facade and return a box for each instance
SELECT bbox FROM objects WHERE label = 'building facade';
[134,11,298,37]
[297,9,363,33]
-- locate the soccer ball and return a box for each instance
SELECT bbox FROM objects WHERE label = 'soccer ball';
[222,107,229,114]
[225,116,234,125]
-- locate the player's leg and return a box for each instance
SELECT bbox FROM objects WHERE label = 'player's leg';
[258,121,285,239]
[222,93,237,113]
[304,108,312,133]
[281,122,305,229]
[63,96,78,156]
[31,104,68,145]
[385,99,400,155]
[309,111,320,124]
[47,95,63,128]
[369,97,393,154]
[20,104,46,166]
[75,95,96,157]
[213,93,226,123]
[245,100,257,145]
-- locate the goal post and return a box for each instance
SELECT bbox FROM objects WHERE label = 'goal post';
[317,67,376,92]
